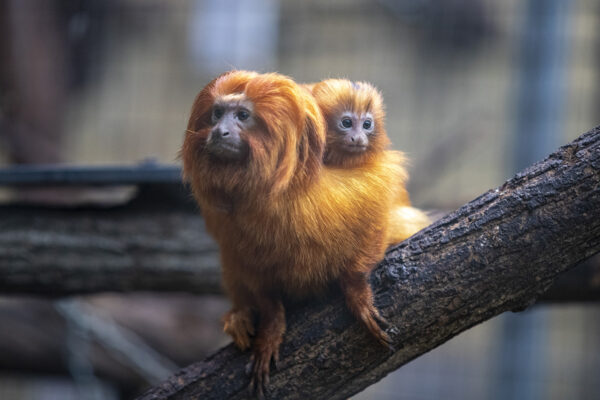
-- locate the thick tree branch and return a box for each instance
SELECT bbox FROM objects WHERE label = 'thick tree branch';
[136,127,600,400]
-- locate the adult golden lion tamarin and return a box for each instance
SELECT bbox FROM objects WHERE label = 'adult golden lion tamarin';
[309,78,430,245]
[182,71,404,396]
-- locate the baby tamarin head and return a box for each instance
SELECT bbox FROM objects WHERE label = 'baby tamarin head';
[182,70,326,198]
[310,79,390,168]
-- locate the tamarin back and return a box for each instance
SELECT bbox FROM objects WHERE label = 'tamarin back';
[310,78,431,245]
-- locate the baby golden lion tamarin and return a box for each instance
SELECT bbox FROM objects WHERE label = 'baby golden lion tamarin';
[309,78,431,245]
[182,71,403,397]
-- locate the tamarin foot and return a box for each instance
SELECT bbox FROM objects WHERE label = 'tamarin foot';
[246,339,280,400]
[340,270,394,349]
[246,298,285,400]
[356,302,393,348]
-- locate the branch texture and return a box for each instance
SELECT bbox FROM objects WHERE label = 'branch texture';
[137,127,600,400]
[0,207,221,295]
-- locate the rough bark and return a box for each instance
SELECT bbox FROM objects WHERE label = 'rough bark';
[136,127,600,400]
[0,207,222,296]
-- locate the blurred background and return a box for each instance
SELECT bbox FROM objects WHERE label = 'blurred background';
[0,0,599,399]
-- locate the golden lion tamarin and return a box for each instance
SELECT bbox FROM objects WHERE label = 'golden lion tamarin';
[182,71,404,397]
[309,78,431,245]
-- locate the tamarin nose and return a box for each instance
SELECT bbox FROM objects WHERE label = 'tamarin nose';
[212,128,229,139]
[350,135,366,145]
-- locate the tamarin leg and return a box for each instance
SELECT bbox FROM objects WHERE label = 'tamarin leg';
[220,250,258,351]
[339,269,391,347]
[223,307,255,350]
[247,296,285,400]
[221,275,257,350]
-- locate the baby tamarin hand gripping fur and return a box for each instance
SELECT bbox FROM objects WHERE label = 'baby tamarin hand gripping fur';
[182,71,403,397]
[309,78,431,245]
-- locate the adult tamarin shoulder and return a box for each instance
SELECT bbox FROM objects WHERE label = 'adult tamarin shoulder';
[309,78,431,245]
[182,71,401,396]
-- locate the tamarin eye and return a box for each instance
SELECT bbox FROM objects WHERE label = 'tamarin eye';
[341,118,352,128]
[237,110,250,121]
[363,119,372,130]
[213,107,224,120]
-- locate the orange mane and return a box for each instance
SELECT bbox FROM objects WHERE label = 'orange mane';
[182,70,326,208]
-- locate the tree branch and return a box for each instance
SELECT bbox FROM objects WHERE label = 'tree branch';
[136,127,600,400]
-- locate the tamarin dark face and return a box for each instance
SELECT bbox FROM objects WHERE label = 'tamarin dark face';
[206,93,253,161]
[333,110,375,153]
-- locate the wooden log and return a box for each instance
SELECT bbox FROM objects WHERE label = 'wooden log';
[0,205,222,296]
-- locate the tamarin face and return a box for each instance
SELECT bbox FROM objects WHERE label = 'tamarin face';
[311,79,390,166]
[334,109,375,152]
[206,93,253,161]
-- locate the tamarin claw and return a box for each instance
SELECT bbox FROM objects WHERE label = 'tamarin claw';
[247,345,279,400]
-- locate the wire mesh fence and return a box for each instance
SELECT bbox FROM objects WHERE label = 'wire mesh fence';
[0,1,599,399]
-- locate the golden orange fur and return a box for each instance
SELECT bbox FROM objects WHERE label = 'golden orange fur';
[182,71,403,396]
[310,78,430,245]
